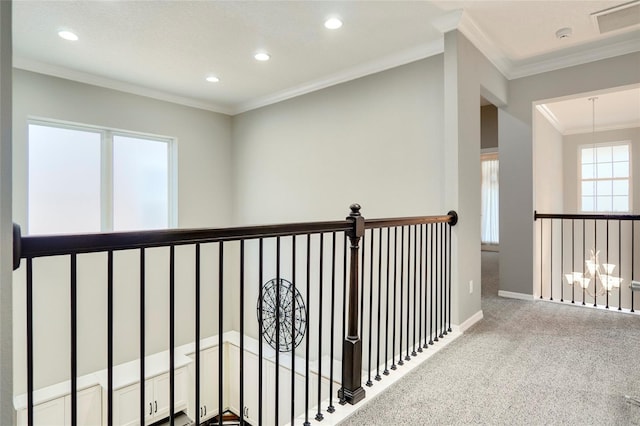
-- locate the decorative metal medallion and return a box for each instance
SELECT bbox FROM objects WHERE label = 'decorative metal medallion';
[256,278,307,352]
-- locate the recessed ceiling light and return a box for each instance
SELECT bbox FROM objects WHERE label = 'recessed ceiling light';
[58,30,79,41]
[254,52,270,61]
[206,75,220,83]
[324,17,343,30]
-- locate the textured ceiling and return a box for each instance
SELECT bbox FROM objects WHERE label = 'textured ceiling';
[12,0,640,115]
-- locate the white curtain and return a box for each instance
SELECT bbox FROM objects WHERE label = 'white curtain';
[481,154,499,245]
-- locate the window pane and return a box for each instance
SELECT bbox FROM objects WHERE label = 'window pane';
[613,161,629,178]
[596,196,612,211]
[582,181,595,196]
[596,180,612,196]
[28,124,101,235]
[612,180,629,196]
[582,164,595,179]
[596,162,612,179]
[612,196,629,212]
[582,196,594,212]
[113,135,169,231]
[612,145,629,162]
[596,146,612,162]
[581,148,594,164]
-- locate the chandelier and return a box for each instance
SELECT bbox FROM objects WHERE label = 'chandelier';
[565,249,622,297]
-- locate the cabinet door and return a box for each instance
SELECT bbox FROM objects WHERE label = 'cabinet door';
[199,346,219,421]
[153,368,188,421]
[112,381,153,426]
[265,363,308,426]
[64,385,102,426]
[17,397,66,426]
[229,345,262,424]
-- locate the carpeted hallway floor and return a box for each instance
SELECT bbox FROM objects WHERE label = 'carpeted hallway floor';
[339,251,640,425]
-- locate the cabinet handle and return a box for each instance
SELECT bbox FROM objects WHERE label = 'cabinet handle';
[149,402,152,416]
[204,405,207,416]
[154,400,158,413]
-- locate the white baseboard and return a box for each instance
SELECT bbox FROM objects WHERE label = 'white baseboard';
[498,290,534,301]
[455,310,483,332]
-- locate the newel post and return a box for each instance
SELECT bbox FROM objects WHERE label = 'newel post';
[339,204,366,405]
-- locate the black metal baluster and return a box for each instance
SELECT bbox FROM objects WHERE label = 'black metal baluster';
[438,222,445,339]
[27,257,33,426]
[258,239,264,424]
[571,219,575,303]
[418,225,423,352]
[594,220,598,307]
[304,234,311,426]
[108,250,114,426]
[429,223,434,346]
[70,254,77,426]
[424,224,430,349]
[540,219,543,299]
[561,220,564,302]
[193,246,199,425]
[328,232,336,412]
[383,227,391,375]
[366,230,374,386]
[434,224,439,343]
[317,233,325,420]
[170,245,175,425]
[292,235,297,424]
[398,226,405,365]
[240,240,245,425]
[618,220,622,311]
[632,220,635,313]
[218,243,224,424]
[141,248,147,425]
[375,228,383,379]
[447,221,452,333]
[583,220,586,305]
[550,219,554,301]
[412,225,418,356]
[391,227,397,370]
[606,220,610,309]
[275,237,281,426]
[406,225,412,358]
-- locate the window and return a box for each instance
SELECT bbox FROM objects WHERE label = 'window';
[481,152,499,245]
[580,142,630,213]
[28,121,176,235]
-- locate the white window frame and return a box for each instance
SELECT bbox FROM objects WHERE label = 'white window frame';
[27,118,178,234]
[578,140,632,214]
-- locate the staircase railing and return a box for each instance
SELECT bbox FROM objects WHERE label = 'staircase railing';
[535,211,639,311]
[12,204,457,426]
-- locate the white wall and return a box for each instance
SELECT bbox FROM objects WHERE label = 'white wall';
[12,70,234,393]
[443,30,507,323]
[499,52,640,296]
[563,127,640,214]
[0,2,14,423]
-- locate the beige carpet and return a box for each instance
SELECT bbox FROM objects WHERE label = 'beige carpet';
[339,251,640,425]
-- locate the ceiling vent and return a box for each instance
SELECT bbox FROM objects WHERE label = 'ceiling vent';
[591,0,640,34]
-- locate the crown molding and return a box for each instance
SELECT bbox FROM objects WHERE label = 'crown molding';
[233,39,444,114]
[13,56,234,115]
[563,122,640,136]
[508,36,640,79]
[535,104,564,134]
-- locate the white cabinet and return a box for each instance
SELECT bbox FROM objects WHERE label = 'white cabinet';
[187,345,220,422]
[17,385,102,426]
[228,345,260,424]
[112,367,188,426]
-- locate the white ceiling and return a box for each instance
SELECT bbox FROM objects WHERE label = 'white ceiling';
[12,0,640,116]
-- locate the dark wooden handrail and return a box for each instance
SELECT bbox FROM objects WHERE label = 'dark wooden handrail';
[13,209,457,268]
[535,211,640,221]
